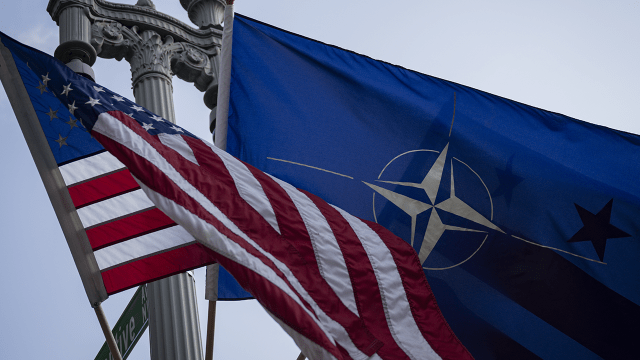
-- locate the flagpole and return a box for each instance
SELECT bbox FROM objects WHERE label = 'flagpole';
[94,303,123,360]
[296,352,306,360]
[205,3,234,359]
[204,300,217,360]
[214,0,235,150]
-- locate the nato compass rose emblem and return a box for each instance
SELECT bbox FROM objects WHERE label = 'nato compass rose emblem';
[363,142,504,270]
[266,94,623,267]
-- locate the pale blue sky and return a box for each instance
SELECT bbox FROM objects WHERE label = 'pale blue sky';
[0,1,638,359]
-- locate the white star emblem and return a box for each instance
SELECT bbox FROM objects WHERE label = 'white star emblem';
[41,73,51,86]
[151,115,164,122]
[366,143,504,264]
[131,105,144,112]
[68,101,78,116]
[142,123,155,131]
[112,95,124,102]
[125,113,134,118]
[86,97,101,107]
[61,83,73,96]
[93,86,105,93]
[170,125,184,133]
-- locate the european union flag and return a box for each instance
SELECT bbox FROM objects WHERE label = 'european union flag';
[224,14,640,359]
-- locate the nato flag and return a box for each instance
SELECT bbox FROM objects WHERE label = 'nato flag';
[225,14,640,360]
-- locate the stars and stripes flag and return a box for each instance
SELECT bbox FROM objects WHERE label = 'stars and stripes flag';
[0,30,471,360]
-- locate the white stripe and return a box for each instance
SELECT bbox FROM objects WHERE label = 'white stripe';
[76,189,153,228]
[334,206,440,360]
[158,133,199,165]
[137,180,337,347]
[267,310,339,360]
[59,151,125,186]
[270,175,358,316]
[206,141,280,234]
[94,225,194,270]
[93,113,369,360]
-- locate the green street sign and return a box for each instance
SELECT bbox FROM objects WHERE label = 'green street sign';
[95,285,150,360]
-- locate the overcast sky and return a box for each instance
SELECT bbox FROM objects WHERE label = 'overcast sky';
[0,1,638,359]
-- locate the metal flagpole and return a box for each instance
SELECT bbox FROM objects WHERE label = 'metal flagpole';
[204,263,220,360]
[94,303,124,360]
[205,4,235,359]
[204,300,217,360]
[214,0,234,150]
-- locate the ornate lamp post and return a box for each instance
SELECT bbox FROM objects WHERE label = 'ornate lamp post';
[46,1,224,359]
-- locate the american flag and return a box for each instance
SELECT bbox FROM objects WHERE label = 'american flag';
[0,32,471,359]
[0,34,216,298]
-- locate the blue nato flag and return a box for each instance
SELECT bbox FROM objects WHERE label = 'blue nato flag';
[223,14,640,360]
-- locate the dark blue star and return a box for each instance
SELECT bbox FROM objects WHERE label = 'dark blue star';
[493,155,524,206]
[567,199,630,262]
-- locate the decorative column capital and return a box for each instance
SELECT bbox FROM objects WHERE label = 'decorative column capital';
[91,20,217,91]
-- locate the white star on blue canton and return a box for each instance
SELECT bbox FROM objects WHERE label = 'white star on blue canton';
[151,115,164,121]
[68,101,78,116]
[86,97,101,107]
[93,86,105,93]
[171,125,184,133]
[112,95,124,102]
[131,105,144,112]
[61,83,73,96]
[125,113,134,118]
[41,73,51,86]
[142,123,155,131]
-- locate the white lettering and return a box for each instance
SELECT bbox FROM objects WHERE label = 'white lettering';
[123,323,130,350]
[130,317,136,340]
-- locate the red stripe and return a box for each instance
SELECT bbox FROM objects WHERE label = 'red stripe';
[95,129,341,357]
[86,208,176,250]
[214,256,344,360]
[367,221,474,360]
[244,166,321,277]
[96,111,383,356]
[101,243,216,295]
[304,190,411,360]
[183,135,382,356]
[68,168,140,208]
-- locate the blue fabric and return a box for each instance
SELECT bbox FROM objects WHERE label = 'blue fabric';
[0,32,197,166]
[217,266,252,300]
[225,14,640,359]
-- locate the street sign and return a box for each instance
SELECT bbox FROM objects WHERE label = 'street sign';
[95,285,149,360]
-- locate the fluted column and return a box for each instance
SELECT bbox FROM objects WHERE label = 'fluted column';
[129,29,178,122]
[133,74,176,123]
[181,0,225,137]
[91,20,204,360]
[53,3,96,80]
[148,272,203,360]
[127,29,202,360]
